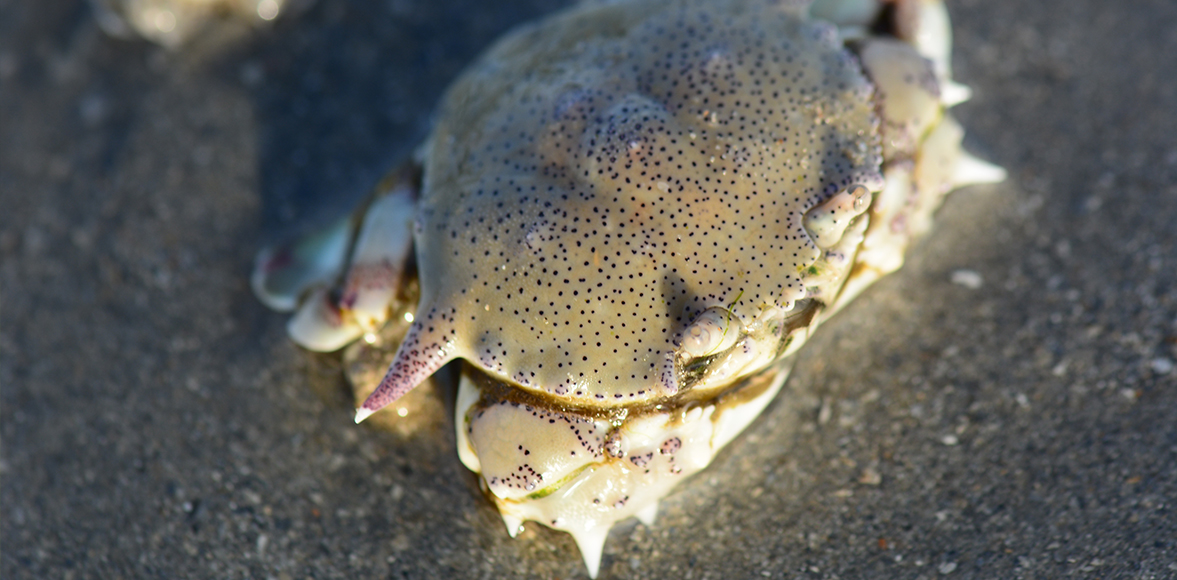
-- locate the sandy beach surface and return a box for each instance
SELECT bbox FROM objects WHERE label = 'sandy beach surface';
[3,0,1176,577]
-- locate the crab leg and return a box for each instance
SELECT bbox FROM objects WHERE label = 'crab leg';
[253,166,419,352]
[252,215,352,314]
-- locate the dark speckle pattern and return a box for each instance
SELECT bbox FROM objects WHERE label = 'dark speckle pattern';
[369,0,882,411]
[467,399,608,497]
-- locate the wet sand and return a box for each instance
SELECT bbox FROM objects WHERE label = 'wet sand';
[3,0,1176,577]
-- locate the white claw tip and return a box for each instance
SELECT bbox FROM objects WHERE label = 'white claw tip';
[354,407,376,424]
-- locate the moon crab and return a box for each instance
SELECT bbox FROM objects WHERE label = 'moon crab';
[253,0,1003,576]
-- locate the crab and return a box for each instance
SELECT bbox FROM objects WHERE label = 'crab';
[252,0,1004,576]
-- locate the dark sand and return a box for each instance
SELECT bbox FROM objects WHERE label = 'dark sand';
[3,0,1176,578]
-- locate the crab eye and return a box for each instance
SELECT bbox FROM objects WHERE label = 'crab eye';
[802,184,874,249]
[680,307,744,359]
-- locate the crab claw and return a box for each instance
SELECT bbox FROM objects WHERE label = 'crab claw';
[355,308,458,423]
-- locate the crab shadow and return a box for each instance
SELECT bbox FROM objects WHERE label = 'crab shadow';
[230,0,576,242]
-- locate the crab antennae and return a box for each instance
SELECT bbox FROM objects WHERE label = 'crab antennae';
[355,311,458,423]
